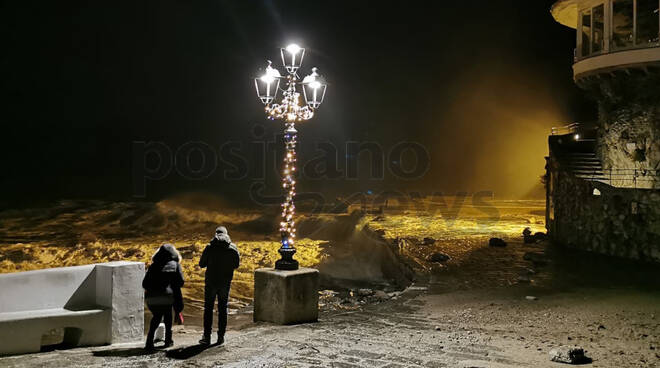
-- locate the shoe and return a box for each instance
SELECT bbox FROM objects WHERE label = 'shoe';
[199,335,211,345]
[144,342,155,351]
[163,340,174,348]
[217,335,224,345]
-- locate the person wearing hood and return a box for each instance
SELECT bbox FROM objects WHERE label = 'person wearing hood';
[142,243,185,350]
[198,226,240,345]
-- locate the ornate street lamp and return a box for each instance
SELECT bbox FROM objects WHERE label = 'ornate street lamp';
[254,44,328,270]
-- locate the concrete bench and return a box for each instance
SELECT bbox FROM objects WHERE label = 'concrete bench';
[0,261,144,356]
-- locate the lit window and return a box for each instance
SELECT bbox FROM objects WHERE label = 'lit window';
[592,5,605,53]
[612,0,634,49]
[581,9,592,57]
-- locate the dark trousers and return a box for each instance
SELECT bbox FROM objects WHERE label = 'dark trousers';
[146,304,173,344]
[203,283,229,337]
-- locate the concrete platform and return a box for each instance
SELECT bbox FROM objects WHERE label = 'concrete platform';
[253,267,319,325]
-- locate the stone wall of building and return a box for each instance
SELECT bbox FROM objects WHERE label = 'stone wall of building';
[551,172,660,262]
[583,71,660,188]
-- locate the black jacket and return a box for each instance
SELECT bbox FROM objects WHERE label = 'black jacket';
[143,244,185,306]
[199,234,240,287]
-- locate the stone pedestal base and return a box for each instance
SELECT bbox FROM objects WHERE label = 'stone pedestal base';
[254,267,319,325]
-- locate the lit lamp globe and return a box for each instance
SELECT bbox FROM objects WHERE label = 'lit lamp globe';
[302,67,327,109]
[254,60,281,105]
[281,43,305,74]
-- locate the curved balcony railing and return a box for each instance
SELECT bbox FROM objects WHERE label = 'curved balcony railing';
[576,43,660,62]
[573,45,660,78]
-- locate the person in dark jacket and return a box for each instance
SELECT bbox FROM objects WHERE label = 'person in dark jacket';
[198,226,240,345]
[142,243,185,350]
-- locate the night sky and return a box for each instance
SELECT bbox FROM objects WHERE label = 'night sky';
[1,1,596,208]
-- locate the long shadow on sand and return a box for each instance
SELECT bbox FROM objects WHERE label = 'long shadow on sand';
[166,344,216,360]
[93,347,157,357]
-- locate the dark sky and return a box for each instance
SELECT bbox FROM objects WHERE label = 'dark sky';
[1,0,596,207]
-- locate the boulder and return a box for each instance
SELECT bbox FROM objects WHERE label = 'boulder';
[428,252,450,263]
[549,346,591,364]
[522,227,536,243]
[422,237,436,245]
[356,288,374,297]
[533,232,547,242]
[489,238,507,247]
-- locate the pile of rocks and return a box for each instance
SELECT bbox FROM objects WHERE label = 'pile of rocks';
[523,227,547,244]
[549,346,591,364]
[318,288,401,311]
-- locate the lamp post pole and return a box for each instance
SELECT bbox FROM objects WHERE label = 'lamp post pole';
[254,44,327,271]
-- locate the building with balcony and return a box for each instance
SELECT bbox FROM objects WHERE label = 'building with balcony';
[547,0,660,261]
[554,0,660,80]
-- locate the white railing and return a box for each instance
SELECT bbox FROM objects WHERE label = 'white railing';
[580,168,660,189]
[551,123,580,135]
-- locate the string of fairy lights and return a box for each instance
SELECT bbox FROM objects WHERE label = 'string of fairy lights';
[254,44,327,268]
[264,76,311,250]
[265,79,314,123]
[280,123,298,248]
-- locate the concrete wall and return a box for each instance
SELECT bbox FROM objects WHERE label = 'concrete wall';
[95,262,144,343]
[0,261,144,355]
[254,268,319,325]
[0,264,96,313]
[549,171,660,262]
